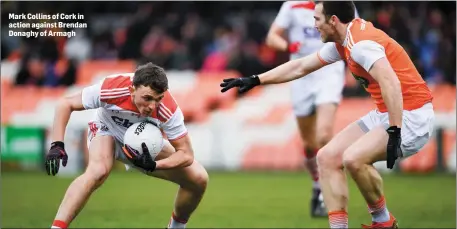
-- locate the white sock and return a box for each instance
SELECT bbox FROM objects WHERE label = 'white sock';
[313,180,320,189]
[51,227,62,229]
[167,213,187,229]
[329,211,348,229]
[368,196,390,223]
[372,207,390,223]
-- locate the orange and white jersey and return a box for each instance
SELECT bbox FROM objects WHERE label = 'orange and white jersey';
[317,18,433,112]
[81,73,187,143]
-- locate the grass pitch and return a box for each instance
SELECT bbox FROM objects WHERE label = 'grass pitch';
[2,170,455,228]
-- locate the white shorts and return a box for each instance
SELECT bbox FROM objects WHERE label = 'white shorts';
[291,61,345,117]
[85,120,161,174]
[86,120,133,165]
[356,103,435,158]
[86,120,173,173]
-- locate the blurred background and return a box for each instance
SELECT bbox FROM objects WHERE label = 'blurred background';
[1,1,456,228]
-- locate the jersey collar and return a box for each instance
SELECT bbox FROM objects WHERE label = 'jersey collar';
[342,21,354,47]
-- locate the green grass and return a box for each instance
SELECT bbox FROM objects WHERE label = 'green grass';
[2,170,455,228]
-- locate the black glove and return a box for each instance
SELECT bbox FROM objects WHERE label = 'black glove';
[220,75,261,93]
[45,141,68,176]
[122,143,157,172]
[386,126,403,169]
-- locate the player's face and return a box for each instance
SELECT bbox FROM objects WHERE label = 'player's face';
[129,85,165,117]
[314,3,337,42]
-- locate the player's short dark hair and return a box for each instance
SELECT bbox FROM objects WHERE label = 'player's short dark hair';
[133,62,168,94]
[317,1,356,24]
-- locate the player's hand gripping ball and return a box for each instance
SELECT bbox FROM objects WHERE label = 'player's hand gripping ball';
[122,121,165,171]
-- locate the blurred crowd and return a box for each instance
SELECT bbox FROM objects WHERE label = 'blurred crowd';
[1,1,455,88]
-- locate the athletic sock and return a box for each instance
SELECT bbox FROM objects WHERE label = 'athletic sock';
[168,212,187,229]
[51,220,68,229]
[368,195,390,223]
[313,180,320,189]
[328,210,348,228]
[304,147,319,183]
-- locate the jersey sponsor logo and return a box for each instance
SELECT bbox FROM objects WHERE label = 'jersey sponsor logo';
[111,116,135,128]
[100,125,109,132]
[303,26,320,39]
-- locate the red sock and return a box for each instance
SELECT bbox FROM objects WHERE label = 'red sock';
[367,196,386,213]
[168,212,188,228]
[52,220,68,229]
[328,210,348,229]
[172,212,188,224]
[304,148,319,182]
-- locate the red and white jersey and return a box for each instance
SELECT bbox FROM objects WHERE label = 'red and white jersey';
[274,1,359,60]
[81,73,188,143]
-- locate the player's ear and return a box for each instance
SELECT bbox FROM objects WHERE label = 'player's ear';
[329,15,337,26]
[129,85,135,94]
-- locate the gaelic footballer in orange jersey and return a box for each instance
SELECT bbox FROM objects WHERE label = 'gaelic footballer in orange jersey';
[317,18,433,112]
[220,2,435,229]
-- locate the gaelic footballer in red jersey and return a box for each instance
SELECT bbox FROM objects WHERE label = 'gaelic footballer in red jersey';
[45,63,208,229]
[221,1,434,228]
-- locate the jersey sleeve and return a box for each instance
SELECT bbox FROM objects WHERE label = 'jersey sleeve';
[317,43,343,64]
[350,40,386,72]
[81,80,103,109]
[274,2,292,29]
[161,107,188,141]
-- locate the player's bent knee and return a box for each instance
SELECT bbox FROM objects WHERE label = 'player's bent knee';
[181,163,209,193]
[196,170,209,192]
[342,152,362,173]
[84,164,111,188]
[316,147,340,170]
[190,166,209,193]
[316,149,329,168]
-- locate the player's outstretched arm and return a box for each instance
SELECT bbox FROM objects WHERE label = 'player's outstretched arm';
[220,53,325,93]
[52,91,86,142]
[156,135,194,170]
[259,53,324,84]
